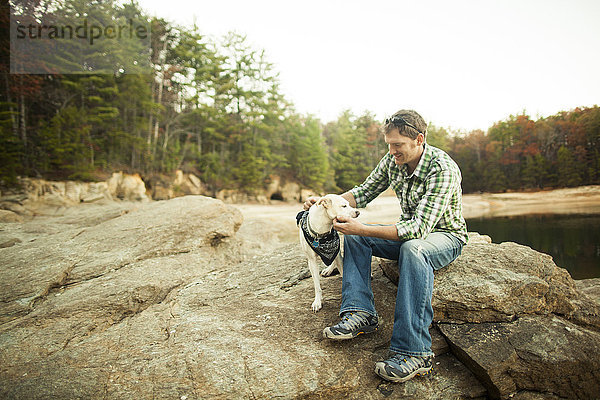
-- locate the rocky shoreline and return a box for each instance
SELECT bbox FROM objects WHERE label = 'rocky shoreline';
[0,193,599,399]
[2,174,599,222]
[0,172,319,224]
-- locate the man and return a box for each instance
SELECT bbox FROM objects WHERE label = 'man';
[304,109,468,383]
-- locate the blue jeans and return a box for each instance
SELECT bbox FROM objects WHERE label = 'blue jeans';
[340,231,463,357]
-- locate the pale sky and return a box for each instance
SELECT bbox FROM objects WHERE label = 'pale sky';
[139,0,600,132]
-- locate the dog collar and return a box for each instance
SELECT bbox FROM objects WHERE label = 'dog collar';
[306,214,329,239]
[296,210,340,266]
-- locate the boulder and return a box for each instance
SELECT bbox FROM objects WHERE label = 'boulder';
[216,188,252,203]
[107,172,149,201]
[379,238,600,328]
[0,196,242,325]
[0,199,29,216]
[81,182,112,203]
[0,178,114,216]
[281,181,302,202]
[0,209,23,223]
[146,171,206,200]
[439,316,600,399]
[433,241,587,325]
[152,185,174,200]
[265,175,309,202]
[21,179,72,208]
[145,174,174,200]
[379,235,600,399]
[380,232,489,285]
[173,170,205,196]
[0,198,487,399]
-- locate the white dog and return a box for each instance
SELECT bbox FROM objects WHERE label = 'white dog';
[296,194,360,312]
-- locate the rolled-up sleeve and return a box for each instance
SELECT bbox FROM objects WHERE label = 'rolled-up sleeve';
[349,155,392,208]
[395,168,459,240]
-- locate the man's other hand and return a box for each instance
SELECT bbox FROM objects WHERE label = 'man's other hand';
[303,196,319,211]
[333,215,365,236]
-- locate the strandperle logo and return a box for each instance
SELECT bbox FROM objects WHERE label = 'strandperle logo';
[10,7,151,74]
[14,18,149,46]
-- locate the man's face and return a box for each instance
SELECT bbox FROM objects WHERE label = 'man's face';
[385,129,424,167]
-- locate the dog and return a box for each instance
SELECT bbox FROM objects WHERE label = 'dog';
[296,194,360,312]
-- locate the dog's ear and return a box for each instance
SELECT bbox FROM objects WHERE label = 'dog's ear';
[317,197,332,209]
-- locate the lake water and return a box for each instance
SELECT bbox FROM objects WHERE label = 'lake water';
[466,214,600,280]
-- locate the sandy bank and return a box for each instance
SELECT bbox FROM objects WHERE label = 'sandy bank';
[462,185,600,218]
[233,186,600,246]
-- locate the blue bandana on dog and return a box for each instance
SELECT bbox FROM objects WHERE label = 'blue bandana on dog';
[296,210,340,266]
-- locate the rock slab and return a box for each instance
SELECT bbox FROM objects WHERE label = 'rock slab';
[0,197,487,399]
[2,197,599,399]
[439,316,600,399]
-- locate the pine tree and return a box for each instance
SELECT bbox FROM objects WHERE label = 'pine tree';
[557,146,582,187]
[288,116,328,191]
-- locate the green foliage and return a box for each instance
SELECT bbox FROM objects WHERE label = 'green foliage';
[426,124,450,151]
[37,106,93,178]
[557,146,582,187]
[325,111,385,192]
[3,0,599,196]
[0,104,21,186]
[288,116,329,191]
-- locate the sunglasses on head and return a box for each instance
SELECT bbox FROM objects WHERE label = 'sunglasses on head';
[384,116,424,135]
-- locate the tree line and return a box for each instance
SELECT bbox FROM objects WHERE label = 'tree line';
[440,107,600,193]
[1,1,599,195]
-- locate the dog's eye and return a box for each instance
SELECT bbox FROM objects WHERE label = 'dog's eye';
[342,205,347,207]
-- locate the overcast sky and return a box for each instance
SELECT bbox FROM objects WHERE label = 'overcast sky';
[139,0,600,132]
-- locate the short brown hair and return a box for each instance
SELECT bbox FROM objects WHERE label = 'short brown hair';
[382,110,427,140]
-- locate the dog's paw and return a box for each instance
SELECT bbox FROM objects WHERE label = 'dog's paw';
[311,299,322,312]
[321,266,338,277]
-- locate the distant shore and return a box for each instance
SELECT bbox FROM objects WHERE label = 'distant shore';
[233,186,600,246]
[316,185,600,222]
[461,185,600,218]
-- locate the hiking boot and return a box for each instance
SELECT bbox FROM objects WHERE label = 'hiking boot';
[374,353,433,382]
[322,311,378,340]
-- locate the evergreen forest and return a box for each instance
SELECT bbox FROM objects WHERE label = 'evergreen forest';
[2,1,599,195]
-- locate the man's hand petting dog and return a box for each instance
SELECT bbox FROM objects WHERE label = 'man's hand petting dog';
[333,215,365,236]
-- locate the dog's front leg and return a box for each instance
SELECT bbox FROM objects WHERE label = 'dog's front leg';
[307,255,323,312]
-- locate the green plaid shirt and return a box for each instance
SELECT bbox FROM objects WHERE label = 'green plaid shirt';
[350,144,468,244]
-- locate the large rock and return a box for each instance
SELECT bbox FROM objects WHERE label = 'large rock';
[265,175,304,202]
[2,199,598,399]
[433,241,599,327]
[146,173,313,204]
[379,235,600,399]
[439,316,600,399]
[576,278,600,306]
[146,170,207,201]
[106,172,149,201]
[0,196,242,325]
[173,170,205,196]
[379,238,600,328]
[0,175,146,217]
[0,199,487,399]
[16,177,114,209]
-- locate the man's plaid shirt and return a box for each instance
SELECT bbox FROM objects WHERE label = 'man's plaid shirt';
[350,144,468,244]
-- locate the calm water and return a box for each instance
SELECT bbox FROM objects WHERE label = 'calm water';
[466,214,600,279]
